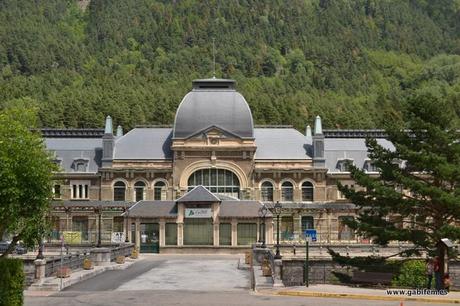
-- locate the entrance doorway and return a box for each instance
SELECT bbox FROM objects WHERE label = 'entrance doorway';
[140,223,159,253]
[183,219,213,245]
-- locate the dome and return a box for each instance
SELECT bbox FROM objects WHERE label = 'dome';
[173,78,254,139]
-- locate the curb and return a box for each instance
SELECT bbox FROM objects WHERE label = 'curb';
[274,290,460,304]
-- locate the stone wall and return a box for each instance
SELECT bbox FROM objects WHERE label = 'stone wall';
[281,258,460,289]
[448,261,460,290]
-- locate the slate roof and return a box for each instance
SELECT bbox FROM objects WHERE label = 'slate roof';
[219,201,273,218]
[113,128,173,160]
[176,185,221,203]
[52,200,134,208]
[173,79,254,139]
[254,128,310,160]
[45,138,102,173]
[264,202,356,210]
[324,138,395,173]
[125,201,177,218]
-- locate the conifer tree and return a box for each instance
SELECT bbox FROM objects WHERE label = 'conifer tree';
[338,91,460,277]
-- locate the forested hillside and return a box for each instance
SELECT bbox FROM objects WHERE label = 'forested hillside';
[0,0,459,130]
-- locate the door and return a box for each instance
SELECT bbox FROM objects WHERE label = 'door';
[140,223,160,253]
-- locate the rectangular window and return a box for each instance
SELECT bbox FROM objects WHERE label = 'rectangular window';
[338,216,355,241]
[131,223,136,244]
[53,185,61,199]
[237,223,257,245]
[72,216,89,241]
[301,216,314,232]
[135,188,144,201]
[281,216,294,240]
[165,223,177,245]
[153,188,160,200]
[102,218,112,241]
[71,182,90,199]
[281,188,293,202]
[261,188,273,202]
[219,223,232,246]
[49,216,60,241]
[113,216,124,232]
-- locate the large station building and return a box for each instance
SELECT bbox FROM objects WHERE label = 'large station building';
[45,78,393,252]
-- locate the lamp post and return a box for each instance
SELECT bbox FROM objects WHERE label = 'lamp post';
[258,204,268,248]
[96,206,102,248]
[36,238,44,260]
[125,204,130,243]
[274,201,282,259]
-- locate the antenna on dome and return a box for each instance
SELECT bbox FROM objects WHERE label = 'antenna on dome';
[212,37,216,79]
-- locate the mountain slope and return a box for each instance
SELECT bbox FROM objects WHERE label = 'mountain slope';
[0,0,459,129]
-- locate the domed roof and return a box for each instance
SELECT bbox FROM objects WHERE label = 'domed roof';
[173,78,254,139]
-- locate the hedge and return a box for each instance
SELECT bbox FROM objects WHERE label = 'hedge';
[0,258,24,306]
[392,260,426,288]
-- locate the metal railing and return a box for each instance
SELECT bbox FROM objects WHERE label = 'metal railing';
[46,230,126,245]
[110,244,134,261]
[44,250,91,277]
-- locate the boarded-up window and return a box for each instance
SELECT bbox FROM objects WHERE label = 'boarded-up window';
[237,223,257,245]
[184,219,213,245]
[219,223,231,246]
[165,223,177,245]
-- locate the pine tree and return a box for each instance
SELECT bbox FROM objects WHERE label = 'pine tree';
[338,90,460,279]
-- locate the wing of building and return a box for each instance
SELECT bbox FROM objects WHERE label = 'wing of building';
[44,78,394,252]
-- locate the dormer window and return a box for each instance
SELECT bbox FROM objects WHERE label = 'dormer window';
[363,160,378,173]
[72,159,89,172]
[392,159,403,169]
[51,156,62,168]
[336,159,354,172]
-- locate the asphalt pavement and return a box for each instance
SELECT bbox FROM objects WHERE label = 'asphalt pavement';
[25,255,450,306]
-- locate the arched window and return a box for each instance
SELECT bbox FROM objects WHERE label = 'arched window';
[113,181,126,201]
[281,181,294,202]
[301,181,314,202]
[187,169,240,199]
[261,181,273,202]
[134,181,146,201]
[154,181,166,200]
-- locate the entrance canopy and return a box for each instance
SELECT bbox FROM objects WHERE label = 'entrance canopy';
[125,185,272,219]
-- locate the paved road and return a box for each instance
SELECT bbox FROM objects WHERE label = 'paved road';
[25,255,448,306]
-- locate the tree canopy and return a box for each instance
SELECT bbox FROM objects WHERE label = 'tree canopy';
[0,0,459,130]
[0,107,57,257]
[337,90,460,275]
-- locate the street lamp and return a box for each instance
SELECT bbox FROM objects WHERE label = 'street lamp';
[258,204,268,248]
[95,206,102,248]
[125,203,130,243]
[274,201,282,259]
[36,238,44,260]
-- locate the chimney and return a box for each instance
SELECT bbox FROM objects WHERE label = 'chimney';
[312,115,325,167]
[314,115,322,135]
[116,125,123,137]
[102,115,114,167]
[305,125,312,144]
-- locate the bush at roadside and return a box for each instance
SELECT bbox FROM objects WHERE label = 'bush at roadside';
[392,260,426,288]
[0,258,24,306]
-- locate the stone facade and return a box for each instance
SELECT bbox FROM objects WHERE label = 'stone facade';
[45,78,395,251]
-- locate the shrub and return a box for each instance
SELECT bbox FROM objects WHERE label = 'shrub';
[392,260,426,288]
[0,258,24,306]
